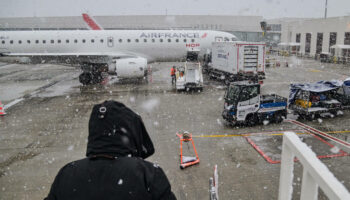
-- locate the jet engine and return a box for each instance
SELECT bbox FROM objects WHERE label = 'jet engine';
[108,57,147,78]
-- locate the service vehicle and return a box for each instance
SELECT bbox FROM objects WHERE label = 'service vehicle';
[208,41,266,85]
[288,81,343,120]
[175,61,203,91]
[222,81,287,126]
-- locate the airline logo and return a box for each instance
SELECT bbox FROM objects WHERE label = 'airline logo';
[140,32,200,38]
[186,43,200,48]
[201,33,208,38]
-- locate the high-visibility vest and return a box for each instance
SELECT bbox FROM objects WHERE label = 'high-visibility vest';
[171,68,176,75]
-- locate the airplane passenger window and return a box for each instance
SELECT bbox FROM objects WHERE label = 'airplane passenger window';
[2,41,5,44]
[144,39,147,42]
[91,39,94,43]
[66,39,69,43]
[183,39,187,42]
[74,39,78,43]
[18,40,22,44]
[176,39,179,42]
[168,39,171,42]
[108,38,113,43]
[118,39,122,42]
[58,39,61,43]
[50,40,54,44]
[82,39,86,43]
[135,39,139,42]
[152,39,155,43]
[191,39,195,42]
[27,40,30,44]
[127,39,131,42]
[100,39,103,43]
[160,39,163,42]
[10,40,13,44]
[42,40,46,44]
[35,40,39,44]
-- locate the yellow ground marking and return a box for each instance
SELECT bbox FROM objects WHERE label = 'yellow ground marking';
[309,69,322,72]
[192,130,350,138]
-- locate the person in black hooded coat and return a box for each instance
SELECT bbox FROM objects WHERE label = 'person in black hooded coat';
[45,100,176,200]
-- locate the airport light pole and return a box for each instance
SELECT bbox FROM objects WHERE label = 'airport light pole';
[324,0,328,19]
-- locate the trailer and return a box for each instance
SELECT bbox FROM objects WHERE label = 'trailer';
[222,81,287,126]
[209,41,266,85]
[288,81,343,120]
[175,61,203,91]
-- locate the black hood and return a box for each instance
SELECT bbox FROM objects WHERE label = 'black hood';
[86,100,154,159]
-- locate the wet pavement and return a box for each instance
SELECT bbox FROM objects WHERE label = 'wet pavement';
[0,56,349,199]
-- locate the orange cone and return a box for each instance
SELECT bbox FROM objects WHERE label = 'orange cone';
[0,101,6,116]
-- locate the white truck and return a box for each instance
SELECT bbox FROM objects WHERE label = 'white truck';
[208,41,266,85]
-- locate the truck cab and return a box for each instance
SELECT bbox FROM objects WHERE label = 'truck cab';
[222,82,287,125]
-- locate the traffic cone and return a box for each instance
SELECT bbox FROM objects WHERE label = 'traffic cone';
[0,101,6,116]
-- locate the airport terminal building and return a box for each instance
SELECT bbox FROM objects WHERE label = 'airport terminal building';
[276,16,350,58]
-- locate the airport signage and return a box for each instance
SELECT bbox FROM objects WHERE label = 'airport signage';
[140,32,200,38]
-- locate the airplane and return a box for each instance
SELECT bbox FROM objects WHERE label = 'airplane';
[0,27,237,85]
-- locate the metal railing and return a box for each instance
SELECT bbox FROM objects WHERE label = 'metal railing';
[278,132,350,200]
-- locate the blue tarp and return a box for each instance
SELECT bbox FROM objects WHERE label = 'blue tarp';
[289,80,342,105]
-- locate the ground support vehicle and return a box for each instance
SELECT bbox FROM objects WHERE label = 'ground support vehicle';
[209,42,266,85]
[175,61,203,91]
[222,81,287,126]
[289,81,343,120]
[334,78,350,108]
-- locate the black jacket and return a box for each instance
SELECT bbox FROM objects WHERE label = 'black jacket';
[45,101,176,200]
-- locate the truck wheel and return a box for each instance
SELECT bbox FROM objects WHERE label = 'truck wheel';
[306,113,315,121]
[246,115,257,126]
[274,113,283,123]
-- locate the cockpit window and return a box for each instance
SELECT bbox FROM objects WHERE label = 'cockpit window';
[224,37,230,41]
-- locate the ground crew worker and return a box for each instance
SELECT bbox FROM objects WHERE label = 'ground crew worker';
[171,66,176,85]
[45,100,176,200]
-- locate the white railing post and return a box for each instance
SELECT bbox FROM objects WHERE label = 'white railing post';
[300,169,318,200]
[278,138,295,200]
[278,132,350,200]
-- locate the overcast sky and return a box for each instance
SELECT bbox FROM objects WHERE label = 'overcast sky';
[0,0,349,19]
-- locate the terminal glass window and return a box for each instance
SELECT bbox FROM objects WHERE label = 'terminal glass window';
[345,32,350,45]
[329,32,337,50]
[296,33,301,43]
[305,33,311,54]
[316,33,323,54]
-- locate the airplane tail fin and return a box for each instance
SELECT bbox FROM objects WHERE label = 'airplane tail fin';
[82,13,103,30]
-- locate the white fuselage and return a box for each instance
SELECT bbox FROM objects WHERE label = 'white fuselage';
[0,30,237,62]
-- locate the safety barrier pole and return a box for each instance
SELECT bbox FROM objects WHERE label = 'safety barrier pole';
[209,165,219,200]
[278,132,350,200]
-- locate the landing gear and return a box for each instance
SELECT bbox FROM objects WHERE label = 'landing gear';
[79,63,106,85]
